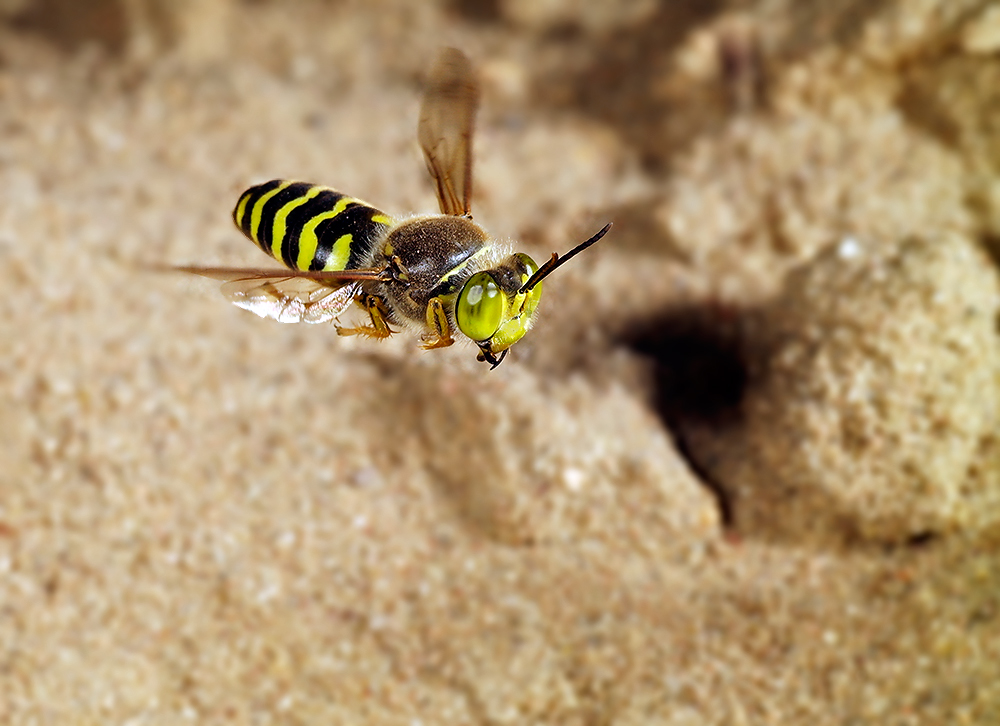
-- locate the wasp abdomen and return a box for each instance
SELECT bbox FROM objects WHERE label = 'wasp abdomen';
[233,180,392,272]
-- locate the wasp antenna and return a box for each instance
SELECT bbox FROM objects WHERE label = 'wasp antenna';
[519,222,612,294]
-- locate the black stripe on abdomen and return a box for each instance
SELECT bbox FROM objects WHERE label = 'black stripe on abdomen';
[233,179,282,244]
[310,203,388,271]
[278,187,350,268]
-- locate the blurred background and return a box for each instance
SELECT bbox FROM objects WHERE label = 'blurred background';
[0,0,999,723]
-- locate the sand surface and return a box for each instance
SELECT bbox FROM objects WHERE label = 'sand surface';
[1,0,999,723]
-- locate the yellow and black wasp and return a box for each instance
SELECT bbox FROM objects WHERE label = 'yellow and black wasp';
[176,48,611,368]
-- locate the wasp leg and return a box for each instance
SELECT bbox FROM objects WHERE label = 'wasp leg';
[420,297,455,350]
[337,294,395,340]
[388,255,410,284]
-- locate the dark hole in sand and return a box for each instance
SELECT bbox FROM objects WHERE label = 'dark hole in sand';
[621,305,748,527]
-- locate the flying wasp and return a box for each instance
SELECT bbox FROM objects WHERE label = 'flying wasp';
[175,48,611,368]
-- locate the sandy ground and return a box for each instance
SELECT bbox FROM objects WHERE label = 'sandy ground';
[0,0,999,723]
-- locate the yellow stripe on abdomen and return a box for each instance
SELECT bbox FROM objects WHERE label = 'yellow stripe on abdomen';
[271,185,325,261]
[250,181,293,250]
[234,190,252,231]
[323,234,353,271]
[296,196,357,271]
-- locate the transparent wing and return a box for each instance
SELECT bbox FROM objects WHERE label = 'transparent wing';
[170,265,388,324]
[418,47,480,217]
[221,276,360,324]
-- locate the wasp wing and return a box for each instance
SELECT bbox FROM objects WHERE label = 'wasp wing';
[221,276,360,324]
[170,266,389,283]
[171,266,387,324]
[418,47,480,217]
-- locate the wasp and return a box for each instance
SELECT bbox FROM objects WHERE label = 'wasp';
[175,48,611,368]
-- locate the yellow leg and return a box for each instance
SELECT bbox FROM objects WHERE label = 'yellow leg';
[420,297,454,350]
[337,294,395,340]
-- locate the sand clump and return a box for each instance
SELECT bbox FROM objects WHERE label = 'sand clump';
[652,4,982,300]
[686,232,1000,545]
[365,360,719,550]
[657,90,970,294]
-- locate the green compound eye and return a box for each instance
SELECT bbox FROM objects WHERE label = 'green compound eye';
[457,272,504,342]
[515,253,538,286]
